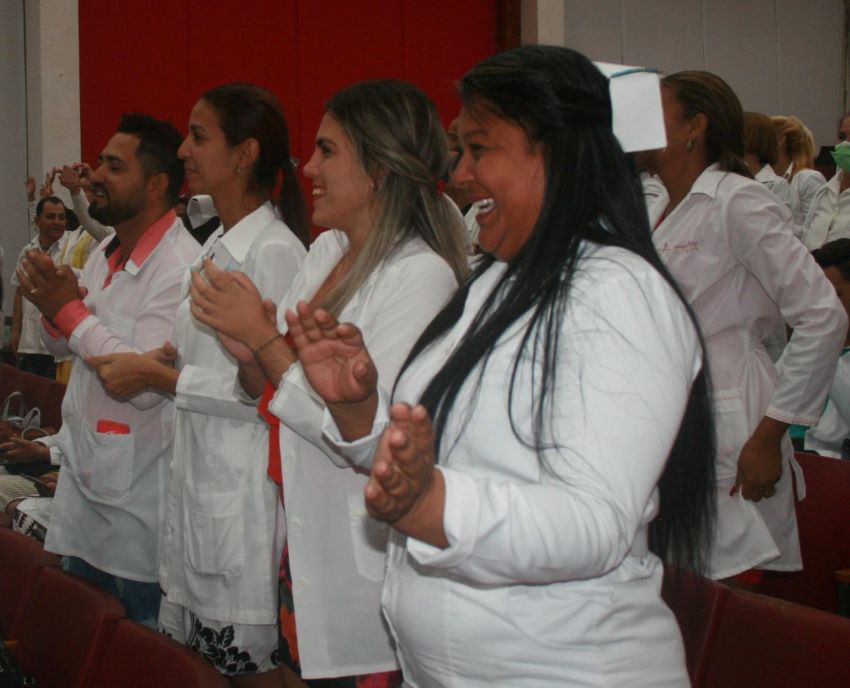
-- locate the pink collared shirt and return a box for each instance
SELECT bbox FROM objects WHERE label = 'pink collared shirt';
[49,211,177,338]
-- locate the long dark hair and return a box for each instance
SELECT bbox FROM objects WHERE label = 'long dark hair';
[398,46,716,574]
[202,82,310,246]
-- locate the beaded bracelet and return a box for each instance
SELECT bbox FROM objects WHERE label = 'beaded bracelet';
[253,332,284,360]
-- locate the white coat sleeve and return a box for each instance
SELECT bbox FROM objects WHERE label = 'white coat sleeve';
[64,262,189,411]
[174,237,305,422]
[270,252,457,467]
[70,193,113,242]
[724,185,847,425]
[802,186,833,251]
[825,352,850,428]
[796,170,826,225]
[408,263,702,585]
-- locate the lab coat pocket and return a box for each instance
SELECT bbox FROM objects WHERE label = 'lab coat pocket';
[79,421,135,501]
[713,391,749,479]
[347,494,389,582]
[185,489,245,577]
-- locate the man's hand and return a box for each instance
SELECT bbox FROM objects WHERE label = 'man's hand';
[16,251,81,320]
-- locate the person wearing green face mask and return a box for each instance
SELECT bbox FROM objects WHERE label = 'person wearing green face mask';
[802,123,850,250]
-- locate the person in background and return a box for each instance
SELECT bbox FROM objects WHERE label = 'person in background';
[803,116,850,250]
[286,46,716,686]
[10,188,68,378]
[644,70,846,583]
[771,115,826,226]
[743,111,793,212]
[89,82,309,687]
[803,238,850,457]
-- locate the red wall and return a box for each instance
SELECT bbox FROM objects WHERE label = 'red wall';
[78,0,498,227]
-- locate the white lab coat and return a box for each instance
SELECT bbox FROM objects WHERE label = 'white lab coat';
[803,170,850,250]
[159,203,306,624]
[756,163,793,212]
[327,246,700,687]
[783,164,826,227]
[804,347,850,458]
[267,230,457,679]
[41,215,201,581]
[650,164,847,579]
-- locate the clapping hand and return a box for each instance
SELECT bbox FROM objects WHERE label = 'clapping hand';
[365,403,447,547]
[16,250,81,320]
[189,258,279,354]
[284,301,377,405]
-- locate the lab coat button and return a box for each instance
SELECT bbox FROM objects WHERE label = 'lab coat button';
[296,579,308,590]
[291,518,303,533]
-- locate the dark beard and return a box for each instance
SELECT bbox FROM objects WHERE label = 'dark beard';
[88,197,140,226]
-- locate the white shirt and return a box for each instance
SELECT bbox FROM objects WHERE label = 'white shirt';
[11,235,67,355]
[328,247,699,687]
[805,347,850,458]
[159,203,305,624]
[783,164,826,227]
[268,230,457,678]
[756,163,793,212]
[650,164,847,578]
[41,215,201,582]
[803,170,850,250]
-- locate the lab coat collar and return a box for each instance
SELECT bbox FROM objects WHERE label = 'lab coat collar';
[755,164,780,184]
[217,202,278,264]
[688,162,726,199]
[102,209,178,277]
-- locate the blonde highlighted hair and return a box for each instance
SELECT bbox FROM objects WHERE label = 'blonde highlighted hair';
[321,80,468,316]
[771,115,817,176]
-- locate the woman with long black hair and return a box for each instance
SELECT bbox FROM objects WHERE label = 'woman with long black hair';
[285,46,717,686]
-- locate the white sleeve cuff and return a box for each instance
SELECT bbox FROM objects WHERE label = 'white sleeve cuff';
[320,387,391,470]
[406,466,478,568]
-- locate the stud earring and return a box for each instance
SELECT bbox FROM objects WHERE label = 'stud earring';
[237,166,245,176]
[686,139,695,151]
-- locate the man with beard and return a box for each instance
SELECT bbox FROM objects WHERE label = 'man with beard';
[16,113,200,625]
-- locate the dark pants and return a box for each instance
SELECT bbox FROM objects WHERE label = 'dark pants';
[62,556,162,627]
[17,354,56,380]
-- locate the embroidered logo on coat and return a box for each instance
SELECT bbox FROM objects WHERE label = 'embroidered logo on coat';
[658,240,699,255]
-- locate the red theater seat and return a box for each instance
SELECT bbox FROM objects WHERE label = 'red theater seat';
[755,452,850,613]
[85,618,228,688]
[11,566,125,688]
[0,364,22,402]
[0,529,60,637]
[662,567,730,687]
[702,589,850,688]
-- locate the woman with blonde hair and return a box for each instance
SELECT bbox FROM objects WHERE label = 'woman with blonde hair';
[771,114,826,225]
[191,79,467,685]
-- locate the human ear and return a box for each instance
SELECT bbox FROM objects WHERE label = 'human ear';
[689,113,708,142]
[237,138,260,169]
